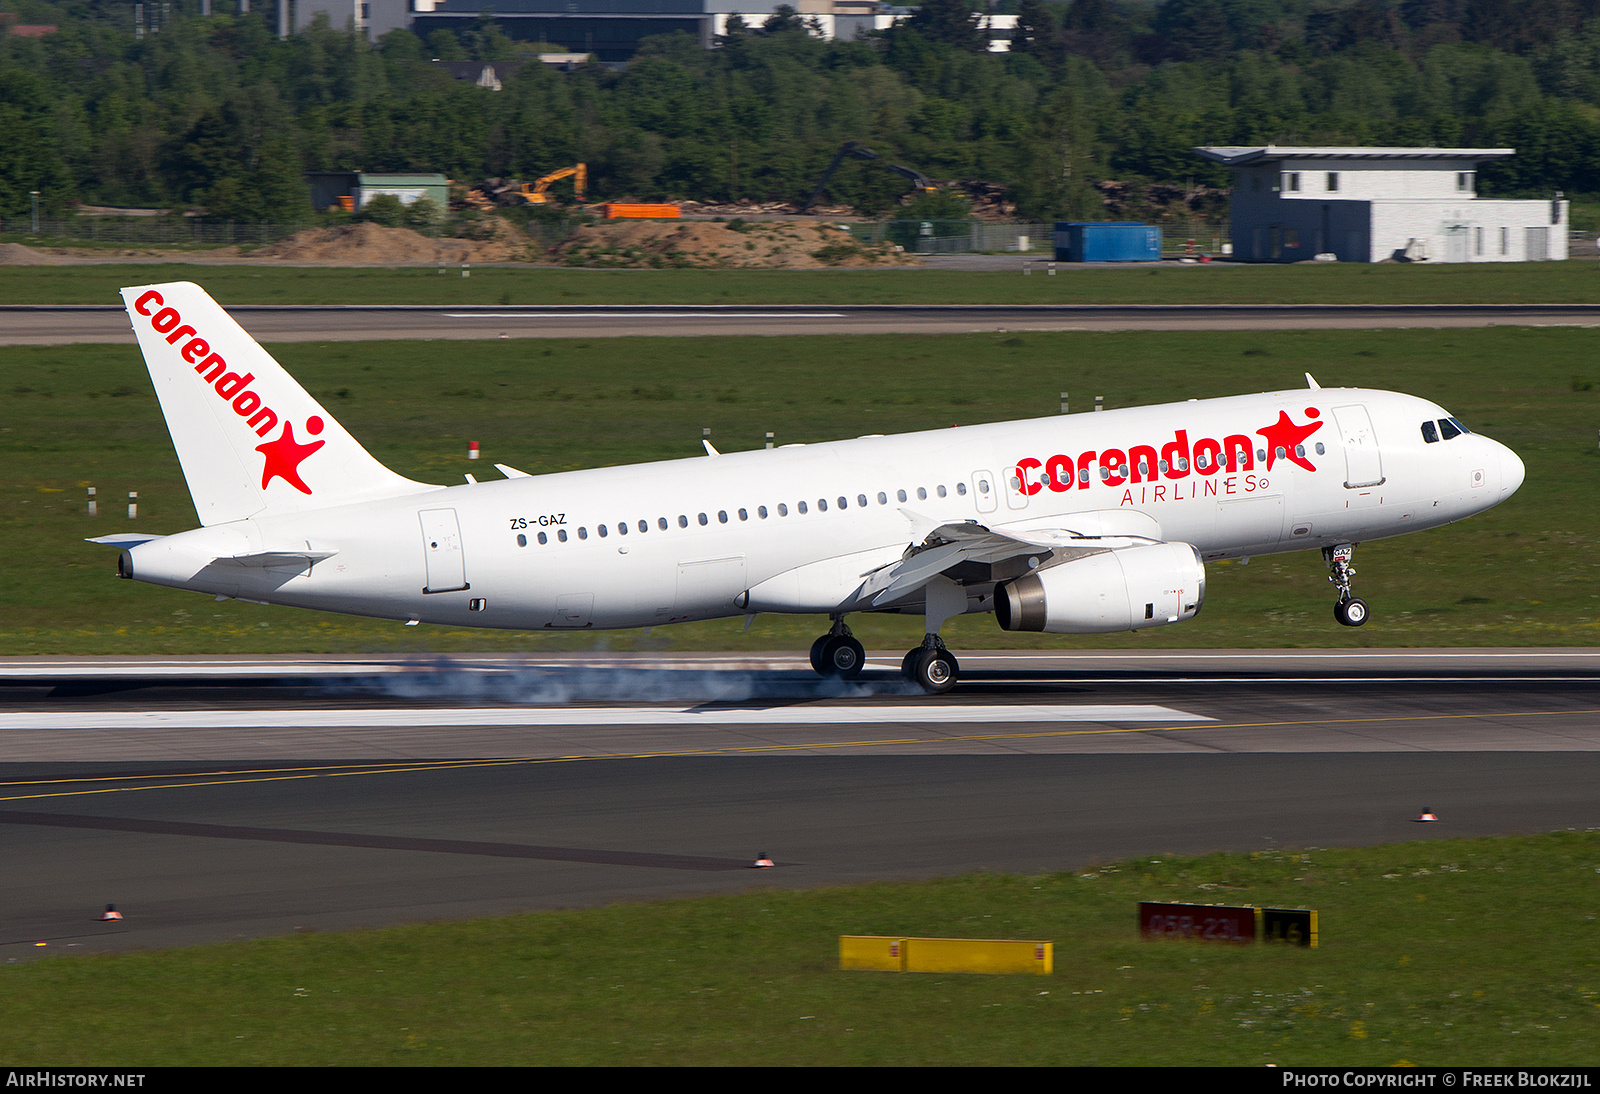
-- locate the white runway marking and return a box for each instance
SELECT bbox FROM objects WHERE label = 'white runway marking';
[444,312,846,320]
[0,704,1209,731]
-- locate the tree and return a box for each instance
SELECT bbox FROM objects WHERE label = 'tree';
[906,0,987,52]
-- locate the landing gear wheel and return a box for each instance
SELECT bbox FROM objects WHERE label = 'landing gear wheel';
[1334,597,1369,627]
[820,635,866,679]
[809,635,830,675]
[901,648,921,681]
[912,649,959,694]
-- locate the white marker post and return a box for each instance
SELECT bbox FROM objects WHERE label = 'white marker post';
[127,491,137,519]
[87,486,97,517]
[468,441,480,461]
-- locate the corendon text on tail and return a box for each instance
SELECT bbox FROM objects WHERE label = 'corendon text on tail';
[131,288,325,495]
[101,282,1525,693]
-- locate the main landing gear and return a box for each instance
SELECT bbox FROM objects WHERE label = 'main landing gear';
[1325,543,1369,627]
[809,577,969,694]
[807,621,961,694]
[901,636,959,695]
[809,617,865,679]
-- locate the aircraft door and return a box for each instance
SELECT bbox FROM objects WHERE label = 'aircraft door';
[1332,405,1385,488]
[419,508,469,593]
[971,470,999,514]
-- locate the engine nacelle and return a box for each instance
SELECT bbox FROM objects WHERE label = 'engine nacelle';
[995,542,1205,634]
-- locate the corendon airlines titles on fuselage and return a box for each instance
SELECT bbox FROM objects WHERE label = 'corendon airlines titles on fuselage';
[98,282,1524,693]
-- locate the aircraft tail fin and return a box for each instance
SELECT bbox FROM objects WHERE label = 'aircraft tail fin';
[121,282,431,525]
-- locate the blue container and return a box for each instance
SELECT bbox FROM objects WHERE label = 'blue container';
[1053,221,1162,262]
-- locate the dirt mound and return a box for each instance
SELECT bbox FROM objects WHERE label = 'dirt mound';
[253,220,535,265]
[554,219,916,269]
[0,243,59,265]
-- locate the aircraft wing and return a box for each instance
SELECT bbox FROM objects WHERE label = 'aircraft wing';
[864,509,1163,607]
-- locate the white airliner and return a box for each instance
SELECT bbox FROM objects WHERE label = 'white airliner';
[96,282,1525,692]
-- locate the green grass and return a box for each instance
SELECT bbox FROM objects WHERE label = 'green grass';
[3,326,1596,655]
[4,832,1597,1065]
[3,259,1600,305]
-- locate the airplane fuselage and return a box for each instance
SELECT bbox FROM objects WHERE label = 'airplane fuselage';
[123,386,1522,633]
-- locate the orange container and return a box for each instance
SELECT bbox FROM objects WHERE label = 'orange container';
[603,203,681,219]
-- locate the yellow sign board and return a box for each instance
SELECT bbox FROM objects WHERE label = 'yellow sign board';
[840,936,1053,975]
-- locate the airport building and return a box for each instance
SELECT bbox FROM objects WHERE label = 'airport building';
[1193,146,1568,264]
[279,1,1013,60]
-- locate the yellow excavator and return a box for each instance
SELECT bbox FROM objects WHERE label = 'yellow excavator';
[517,163,587,205]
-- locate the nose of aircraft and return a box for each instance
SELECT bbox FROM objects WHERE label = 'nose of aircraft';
[1498,442,1525,501]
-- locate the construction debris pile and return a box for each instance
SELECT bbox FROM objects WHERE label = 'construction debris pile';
[1095,179,1230,223]
[554,218,917,268]
[251,220,537,264]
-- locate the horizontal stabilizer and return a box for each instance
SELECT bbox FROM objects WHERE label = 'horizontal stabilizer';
[216,549,339,568]
[86,533,166,549]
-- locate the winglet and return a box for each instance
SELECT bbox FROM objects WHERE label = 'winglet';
[703,439,720,457]
[1305,372,1321,389]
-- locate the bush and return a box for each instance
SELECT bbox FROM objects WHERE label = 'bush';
[401,196,444,233]
[358,194,405,227]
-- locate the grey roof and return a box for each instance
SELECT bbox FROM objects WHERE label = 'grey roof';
[1193,146,1515,165]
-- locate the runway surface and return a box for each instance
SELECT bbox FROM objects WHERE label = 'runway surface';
[8,302,1600,345]
[2,649,1598,959]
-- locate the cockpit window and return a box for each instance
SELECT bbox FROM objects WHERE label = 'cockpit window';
[1421,421,1439,443]
[1445,416,1472,435]
[1438,418,1462,441]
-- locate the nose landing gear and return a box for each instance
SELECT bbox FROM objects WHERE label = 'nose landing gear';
[1325,543,1369,627]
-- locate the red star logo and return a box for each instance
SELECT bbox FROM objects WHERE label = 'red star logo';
[1255,408,1324,471]
[255,416,326,495]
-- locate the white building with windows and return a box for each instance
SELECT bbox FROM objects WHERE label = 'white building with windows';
[1193,146,1568,263]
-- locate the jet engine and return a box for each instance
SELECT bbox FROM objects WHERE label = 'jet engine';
[994,542,1205,633]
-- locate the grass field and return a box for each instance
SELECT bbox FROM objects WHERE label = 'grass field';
[3,259,1600,305]
[4,832,1597,1065]
[3,325,1596,655]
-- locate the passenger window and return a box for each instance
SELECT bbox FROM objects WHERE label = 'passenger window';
[538,531,548,545]
[718,510,728,523]
[678,515,688,528]
[758,506,768,518]
[818,499,828,512]
[516,534,527,547]
[1422,421,1438,443]
[1438,419,1461,441]
[838,496,847,509]
[798,501,808,514]
[878,492,888,504]
[897,490,907,502]
[698,513,708,526]
[617,523,627,535]
[937,485,947,497]
[578,527,588,540]
[639,520,648,533]
[738,508,748,521]
[778,503,789,516]
[858,494,868,507]
[1315,443,1325,455]
[558,529,567,542]
[598,524,608,538]
[957,482,967,496]
[917,487,927,500]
